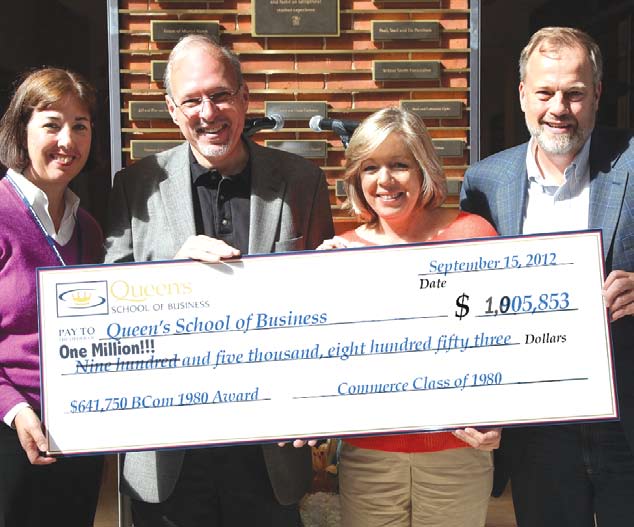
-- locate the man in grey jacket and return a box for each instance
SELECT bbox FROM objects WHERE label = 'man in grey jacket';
[105,35,334,526]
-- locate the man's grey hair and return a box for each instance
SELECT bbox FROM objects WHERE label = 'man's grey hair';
[163,34,243,98]
[519,26,603,88]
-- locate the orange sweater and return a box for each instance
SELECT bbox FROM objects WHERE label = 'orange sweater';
[341,211,497,453]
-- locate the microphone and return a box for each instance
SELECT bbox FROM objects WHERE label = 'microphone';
[309,115,360,134]
[244,114,284,136]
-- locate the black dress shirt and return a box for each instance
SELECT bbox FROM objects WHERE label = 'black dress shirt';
[189,148,251,255]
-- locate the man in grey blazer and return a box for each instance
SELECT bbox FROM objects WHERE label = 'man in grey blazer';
[105,35,333,526]
[461,27,634,527]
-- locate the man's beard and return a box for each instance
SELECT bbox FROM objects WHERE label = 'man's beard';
[194,120,232,159]
[526,120,591,156]
[198,142,230,158]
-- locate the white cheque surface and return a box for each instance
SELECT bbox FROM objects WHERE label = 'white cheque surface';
[38,231,616,455]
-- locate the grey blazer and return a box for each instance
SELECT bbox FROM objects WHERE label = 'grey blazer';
[105,138,334,504]
[460,127,634,449]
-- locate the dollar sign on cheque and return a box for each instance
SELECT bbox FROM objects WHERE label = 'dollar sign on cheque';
[455,293,470,319]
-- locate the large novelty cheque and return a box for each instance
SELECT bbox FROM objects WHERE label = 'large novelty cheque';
[37,231,616,455]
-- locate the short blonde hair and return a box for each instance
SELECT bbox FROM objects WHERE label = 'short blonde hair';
[342,107,447,225]
[519,27,602,87]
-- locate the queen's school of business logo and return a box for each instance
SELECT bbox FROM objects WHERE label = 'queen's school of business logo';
[56,281,109,317]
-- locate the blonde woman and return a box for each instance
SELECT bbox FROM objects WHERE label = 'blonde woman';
[319,108,501,527]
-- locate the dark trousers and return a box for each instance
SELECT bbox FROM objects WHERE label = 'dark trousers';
[130,445,302,527]
[508,421,634,527]
[0,423,103,527]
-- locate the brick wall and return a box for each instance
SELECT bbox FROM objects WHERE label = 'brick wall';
[116,0,472,232]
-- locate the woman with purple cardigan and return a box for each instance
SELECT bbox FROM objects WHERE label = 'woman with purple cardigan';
[0,68,104,526]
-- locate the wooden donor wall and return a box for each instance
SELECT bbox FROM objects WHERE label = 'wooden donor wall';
[117,0,473,231]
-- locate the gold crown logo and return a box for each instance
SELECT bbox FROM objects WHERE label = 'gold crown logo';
[72,290,92,305]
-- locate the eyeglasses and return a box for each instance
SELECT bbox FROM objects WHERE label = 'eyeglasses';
[172,85,242,117]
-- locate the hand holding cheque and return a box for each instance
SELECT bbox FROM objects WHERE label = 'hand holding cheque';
[603,269,634,321]
[174,234,241,263]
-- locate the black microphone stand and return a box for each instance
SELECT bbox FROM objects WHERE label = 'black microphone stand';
[331,121,351,149]
[244,122,266,137]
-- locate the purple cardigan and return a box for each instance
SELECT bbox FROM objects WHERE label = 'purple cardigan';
[0,177,103,418]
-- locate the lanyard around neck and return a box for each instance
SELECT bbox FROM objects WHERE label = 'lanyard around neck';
[5,172,77,266]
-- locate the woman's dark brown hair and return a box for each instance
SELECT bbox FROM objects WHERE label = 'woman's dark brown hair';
[0,67,97,172]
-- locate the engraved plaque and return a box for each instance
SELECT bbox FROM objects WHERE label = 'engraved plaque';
[265,101,328,120]
[400,100,463,119]
[373,61,441,81]
[130,141,183,160]
[446,178,463,196]
[253,0,340,37]
[432,140,465,158]
[151,61,168,83]
[372,21,439,41]
[151,21,219,42]
[335,179,347,197]
[129,101,171,121]
[265,140,327,158]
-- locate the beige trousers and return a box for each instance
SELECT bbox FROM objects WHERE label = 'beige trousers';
[339,442,493,527]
